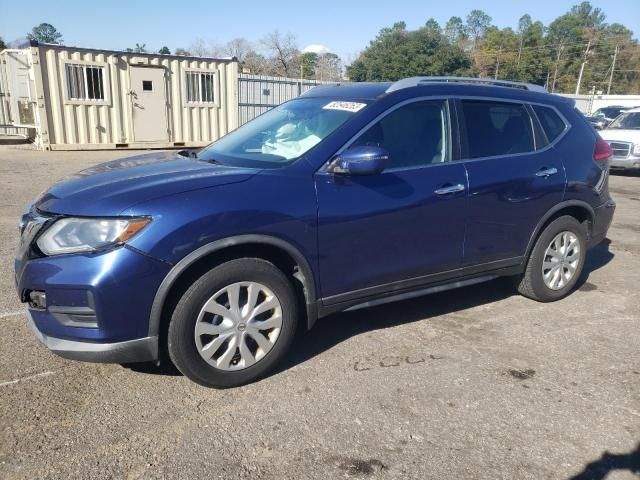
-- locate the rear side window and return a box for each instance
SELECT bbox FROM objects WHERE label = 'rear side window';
[461,100,534,159]
[532,105,566,143]
[350,100,449,169]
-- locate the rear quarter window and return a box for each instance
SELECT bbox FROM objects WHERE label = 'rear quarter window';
[532,105,566,143]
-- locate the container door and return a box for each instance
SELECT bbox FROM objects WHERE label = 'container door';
[130,66,169,143]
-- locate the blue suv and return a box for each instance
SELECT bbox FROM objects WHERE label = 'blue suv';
[15,77,616,387]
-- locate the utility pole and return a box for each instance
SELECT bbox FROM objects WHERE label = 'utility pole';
[607,44,619,95]
[494,47,502,80]
[552,43,564,93]
[575,39,592,95]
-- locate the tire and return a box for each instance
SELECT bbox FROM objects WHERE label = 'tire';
[168,258,298,388]
[515,215,587,302]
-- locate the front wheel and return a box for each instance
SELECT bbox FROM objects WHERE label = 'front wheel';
[168,258,298,388]
[515,215,587,302]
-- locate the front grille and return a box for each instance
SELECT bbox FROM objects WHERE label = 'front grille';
[608,141,632,159]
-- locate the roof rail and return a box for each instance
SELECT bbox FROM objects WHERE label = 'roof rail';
[385,76,547,94]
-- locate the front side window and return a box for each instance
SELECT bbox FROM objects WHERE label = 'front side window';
[185,71,215,104]
[350,100,449,169]
[65,64,106,101]
[198,98,367,167]
[461,100,534,159]
[608,112,640,130]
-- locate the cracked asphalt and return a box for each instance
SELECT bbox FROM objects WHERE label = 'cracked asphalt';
[0,145,638,479]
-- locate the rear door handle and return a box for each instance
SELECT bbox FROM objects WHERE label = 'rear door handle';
[536,167,558,178]
[434,183,465,195]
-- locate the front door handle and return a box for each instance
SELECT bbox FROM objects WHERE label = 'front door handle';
[536,167,558,178]
[434,183,465,195]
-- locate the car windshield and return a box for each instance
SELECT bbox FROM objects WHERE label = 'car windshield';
[594,107,622,118]
[608,112,640,129]
[197,97,368,168]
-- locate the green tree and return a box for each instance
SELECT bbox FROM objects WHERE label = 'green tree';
[300,52,318,79]
[126,43,147,53]
[444,16,467,47]
[466,10,492,50]
[0,37,6,50]
[546,1,607,93]
[158,46,171,54]
[347,21,470,81]
[26,23,63,44]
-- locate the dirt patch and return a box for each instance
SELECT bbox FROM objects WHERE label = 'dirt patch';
[334,457,386,476]
[508,368,536,380]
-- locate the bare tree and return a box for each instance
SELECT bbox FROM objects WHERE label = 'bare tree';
[260,30,299,77]
[315,53,342,81]
[189,38,210,57]
[242,50,268,74]
[222,38,253,61]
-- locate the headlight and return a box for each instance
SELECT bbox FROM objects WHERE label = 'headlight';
[634,143,640,155]
[36,217,151,256]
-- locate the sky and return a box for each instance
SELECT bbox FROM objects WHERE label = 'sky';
[1,0,639,61]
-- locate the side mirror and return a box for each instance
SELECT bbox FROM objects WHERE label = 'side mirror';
[328,145,388,176]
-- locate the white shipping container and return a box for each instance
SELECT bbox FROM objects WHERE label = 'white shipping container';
[0,42,239,150]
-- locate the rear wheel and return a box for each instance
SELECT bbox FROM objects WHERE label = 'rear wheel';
[515,215,587,302]
[168,258,298,388]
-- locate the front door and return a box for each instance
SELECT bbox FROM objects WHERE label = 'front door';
[130,66,169,143]
[315,99,468,301]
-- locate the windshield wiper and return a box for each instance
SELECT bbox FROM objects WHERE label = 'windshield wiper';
[177,149,199,159]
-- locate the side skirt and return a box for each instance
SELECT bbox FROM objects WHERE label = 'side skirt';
[315,261,523,319]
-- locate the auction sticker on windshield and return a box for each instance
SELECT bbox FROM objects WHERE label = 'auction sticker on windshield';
[323,101,367,112]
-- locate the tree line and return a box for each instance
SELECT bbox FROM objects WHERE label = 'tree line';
[3,2,639,93]
[348,2,640,94]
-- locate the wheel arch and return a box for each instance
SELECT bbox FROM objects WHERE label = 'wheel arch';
[148,235,319,343]
[524,200,595,259]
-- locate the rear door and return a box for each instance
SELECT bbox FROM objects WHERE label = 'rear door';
[458,99,566,266]
[315,99,468,300]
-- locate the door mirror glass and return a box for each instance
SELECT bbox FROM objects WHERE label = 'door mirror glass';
[329,145,388,176]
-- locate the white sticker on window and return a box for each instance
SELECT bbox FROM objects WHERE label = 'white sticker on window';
[323,101,366,112]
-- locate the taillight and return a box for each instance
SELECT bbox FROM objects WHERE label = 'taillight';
[594,139,612,161]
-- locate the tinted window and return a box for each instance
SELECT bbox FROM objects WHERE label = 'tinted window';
[532,105,566,143]
[461,101,534,159]
[351,100,448,169]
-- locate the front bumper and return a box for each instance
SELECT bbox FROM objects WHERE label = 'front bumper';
[16,243,170,362]
[28,311,158,363]
[610,155,640,170]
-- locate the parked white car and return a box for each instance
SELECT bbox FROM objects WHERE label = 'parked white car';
[599,108,640,170]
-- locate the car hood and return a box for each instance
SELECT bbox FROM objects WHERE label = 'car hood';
[34,151,259,216]
[600,129,640,143]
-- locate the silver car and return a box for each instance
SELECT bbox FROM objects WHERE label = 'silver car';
[599,108,640,170]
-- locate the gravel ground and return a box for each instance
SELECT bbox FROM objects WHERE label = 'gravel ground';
[0,145,638,480]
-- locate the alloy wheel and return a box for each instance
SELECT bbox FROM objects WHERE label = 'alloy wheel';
[542,231,581,290]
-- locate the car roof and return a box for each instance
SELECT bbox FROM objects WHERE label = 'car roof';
[304,78,570,107]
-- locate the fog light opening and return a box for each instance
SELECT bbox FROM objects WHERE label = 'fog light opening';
[28,290,47,310]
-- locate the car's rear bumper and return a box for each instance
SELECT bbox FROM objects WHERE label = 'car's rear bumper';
[27,310,158,363]
[589,198,616,247]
